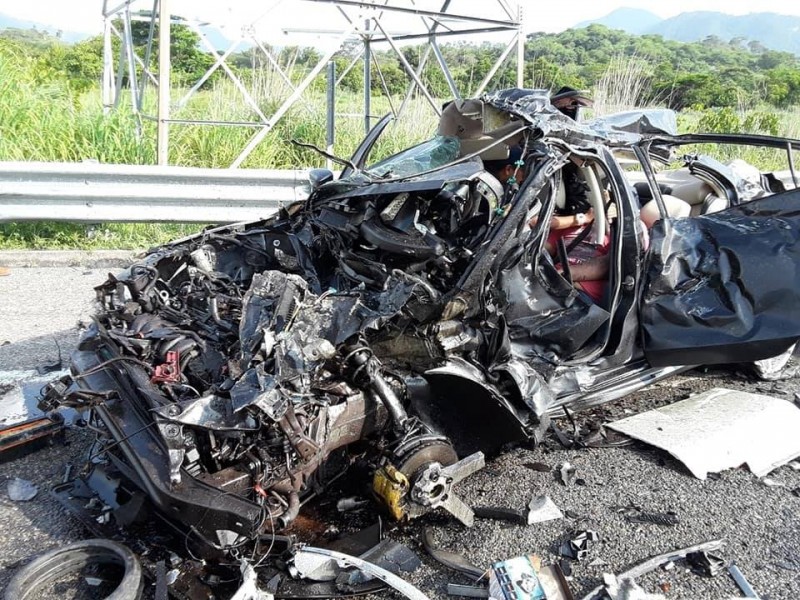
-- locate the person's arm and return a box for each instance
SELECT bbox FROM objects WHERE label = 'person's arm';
[529,208,594,230]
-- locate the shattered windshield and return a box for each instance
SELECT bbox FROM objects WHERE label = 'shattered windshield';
[364,135,460,179]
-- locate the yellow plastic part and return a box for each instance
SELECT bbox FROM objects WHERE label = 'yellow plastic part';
[372,465,409,521]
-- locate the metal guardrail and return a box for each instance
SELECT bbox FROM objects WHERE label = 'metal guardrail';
[2,162,797,225]
[0,162,311,223]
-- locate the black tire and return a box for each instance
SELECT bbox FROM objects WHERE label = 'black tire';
[4,539,143,600]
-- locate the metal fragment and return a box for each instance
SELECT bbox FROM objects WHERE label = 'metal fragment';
[293,547,431,600]
[421,529,485,580]
[447,583,489,598]
[728,562,760,598]
[579,539,724,600]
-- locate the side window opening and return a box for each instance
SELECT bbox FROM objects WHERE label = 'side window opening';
[503,159,619,365]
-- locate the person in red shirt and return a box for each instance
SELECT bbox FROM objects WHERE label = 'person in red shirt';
[543,207,610,304]
[529,164,610,304]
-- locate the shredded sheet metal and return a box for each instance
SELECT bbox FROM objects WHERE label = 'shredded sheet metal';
[293,547,431,600]
[608,388,800,479]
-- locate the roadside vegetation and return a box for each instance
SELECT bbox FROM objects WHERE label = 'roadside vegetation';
[1,21,799,249]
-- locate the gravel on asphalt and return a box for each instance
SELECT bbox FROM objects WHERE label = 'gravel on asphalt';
[1,264,799,599]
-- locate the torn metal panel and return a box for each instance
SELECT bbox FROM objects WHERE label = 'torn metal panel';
[642,192,800,367]
[292,547,431,600]
[608,388,800,479]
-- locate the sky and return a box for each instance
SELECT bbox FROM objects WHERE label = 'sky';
[3,0,800,39]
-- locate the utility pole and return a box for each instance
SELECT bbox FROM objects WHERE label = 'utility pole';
[157,0,171,165]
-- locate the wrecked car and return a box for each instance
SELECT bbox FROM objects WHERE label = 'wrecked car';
[42,89,800,553]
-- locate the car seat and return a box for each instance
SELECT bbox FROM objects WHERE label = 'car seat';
[640,194,691,229]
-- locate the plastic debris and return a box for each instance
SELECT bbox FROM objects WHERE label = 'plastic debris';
[600,575,666,600]
[624,511,679,526]
[231,561,274,600]
[421,529,484,579]
[292,546,430,600]
[559,462,577,486]
[560,530,599,562]
[527,495,564,524]
[474,506,528,525]
[559,560,572,578]
[686,550,726,577]
[446,583,489,598]
[336,496,370,512]
[523,462,551,472]
[7,477,38,501]
[338,537,421,586]
[589,558,608,568]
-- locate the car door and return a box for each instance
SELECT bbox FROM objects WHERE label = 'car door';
[338,114,394,180]
[640,188,800,367]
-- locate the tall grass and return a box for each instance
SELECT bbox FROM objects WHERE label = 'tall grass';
[0,52,438,249]
[2,43,798,249]
[587,55,800,172]
[591,55,659,117]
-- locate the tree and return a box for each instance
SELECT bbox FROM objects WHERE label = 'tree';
[127,14,217,87]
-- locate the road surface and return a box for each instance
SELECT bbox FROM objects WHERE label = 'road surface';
[1,260,799,599]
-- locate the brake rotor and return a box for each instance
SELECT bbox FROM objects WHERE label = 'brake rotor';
[391,436,484,527]
[395,439,458,477]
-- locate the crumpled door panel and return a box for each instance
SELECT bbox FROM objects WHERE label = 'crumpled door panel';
[642,190,800,367]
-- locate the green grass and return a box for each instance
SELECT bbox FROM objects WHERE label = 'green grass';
[0,53,439,249]
[2,46,799,250]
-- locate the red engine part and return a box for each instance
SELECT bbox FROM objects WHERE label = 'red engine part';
[151,351,181,383]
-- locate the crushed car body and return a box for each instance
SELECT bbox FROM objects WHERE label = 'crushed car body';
[41,88,800,552]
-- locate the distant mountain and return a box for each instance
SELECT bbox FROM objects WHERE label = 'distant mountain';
[650,11,800,54]
[576,9,800,56]
[576,8,662,35]
[0,11,243,51]
[0,12,91,43]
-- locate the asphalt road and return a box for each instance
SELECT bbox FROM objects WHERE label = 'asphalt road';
[1,260,799,599]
